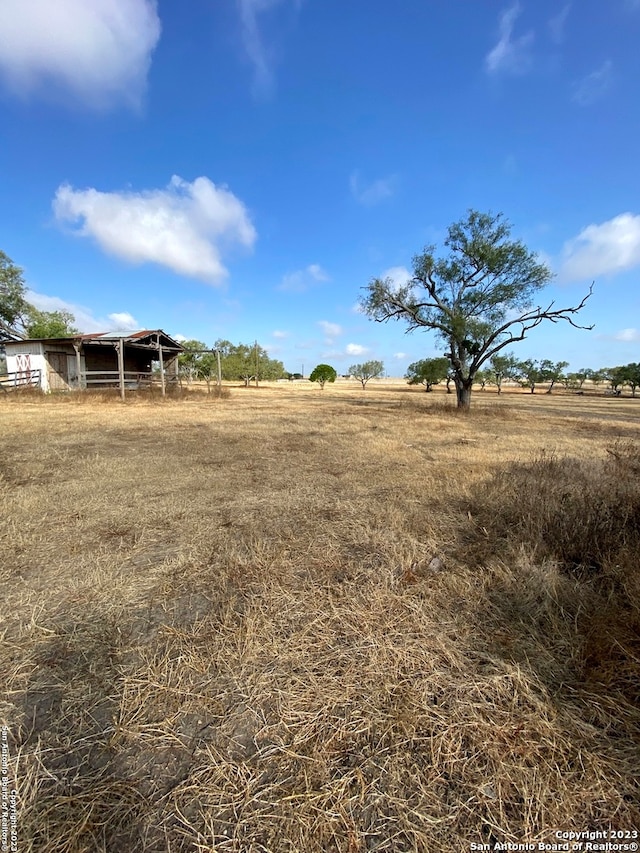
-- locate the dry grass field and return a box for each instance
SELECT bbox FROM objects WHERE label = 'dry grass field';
[1,383,639,852]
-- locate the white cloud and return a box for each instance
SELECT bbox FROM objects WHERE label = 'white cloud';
[0,0,160,109]
[26,291,140,333]
[345,343,368,356]
[174,334,188,343]
[560,213,640,281]
[53,175,257,285]
[548,4,571,44]
[237,0,300,95]
[278,264,329,292]
[614,328,640,342]
[108,312,139,330]
[272,329,289,339]
[394,352,408,360]
[350,171,397,206]
[572,60,613,105]
[381,265,412,288]
[485,3,534,75]
[318,320,342,339]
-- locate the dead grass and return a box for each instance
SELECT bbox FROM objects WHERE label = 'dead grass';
[0,385,639,852]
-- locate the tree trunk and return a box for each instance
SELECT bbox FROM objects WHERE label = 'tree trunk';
[455,379,472,409]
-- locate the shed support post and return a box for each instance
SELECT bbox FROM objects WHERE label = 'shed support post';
[158,335,166,396]
[216,349,221,390]
[73,343,84,390]
[117,338,125,401]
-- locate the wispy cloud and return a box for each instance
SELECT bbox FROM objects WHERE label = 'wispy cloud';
[278,264,329,293]
[318,320,342,340]
[349,171,397,207]
[614,328,640,342]
[272,329,289,339]
[53,175,256,285]
[237,0,300,95]
[27,291,140,333]
[548,4,571,44]
[560,212,640,281]
[0,0,160,109]
[485,3,534,75]
[393,352,408,360]
[572,60,613,105]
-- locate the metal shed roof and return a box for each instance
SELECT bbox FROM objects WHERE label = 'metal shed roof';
[5,330,184,351]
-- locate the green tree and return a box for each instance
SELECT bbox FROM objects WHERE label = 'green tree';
[216,341,285,385]
[590,369,608,392]
[0,251,29,340]
[490,352,519,395]
[405,357,449,392]
[475,369,490,390]
[225,342,255,385]
[258,350,286,381]
[2,251,80,341]
[604,366,626,396]
[309,364,337,389]
[348,360,384,389]
[25,308,78,338]
[360,210,592,409]
[621,363,640,397]
[517,359,543,394]
[196,351,220,393]
[564,368,592,391]
[537,359,569,394]
[179,340,207,384]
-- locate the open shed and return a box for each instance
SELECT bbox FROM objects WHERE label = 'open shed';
[4,330,184,396]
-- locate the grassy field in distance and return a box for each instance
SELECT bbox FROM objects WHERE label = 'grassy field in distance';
[1,383,639,852]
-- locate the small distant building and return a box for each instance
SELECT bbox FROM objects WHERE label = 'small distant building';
[3,330,184,395]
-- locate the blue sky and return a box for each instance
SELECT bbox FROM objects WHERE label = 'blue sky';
[1,0,639,375]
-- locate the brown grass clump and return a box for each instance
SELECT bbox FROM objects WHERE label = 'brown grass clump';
[467,441,640,574]
[0,386,638,851]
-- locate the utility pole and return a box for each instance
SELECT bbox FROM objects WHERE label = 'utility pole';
[216,348,222,390]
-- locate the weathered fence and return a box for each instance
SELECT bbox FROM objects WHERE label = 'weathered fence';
[0,370,42,392]
[83,370,180,390]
